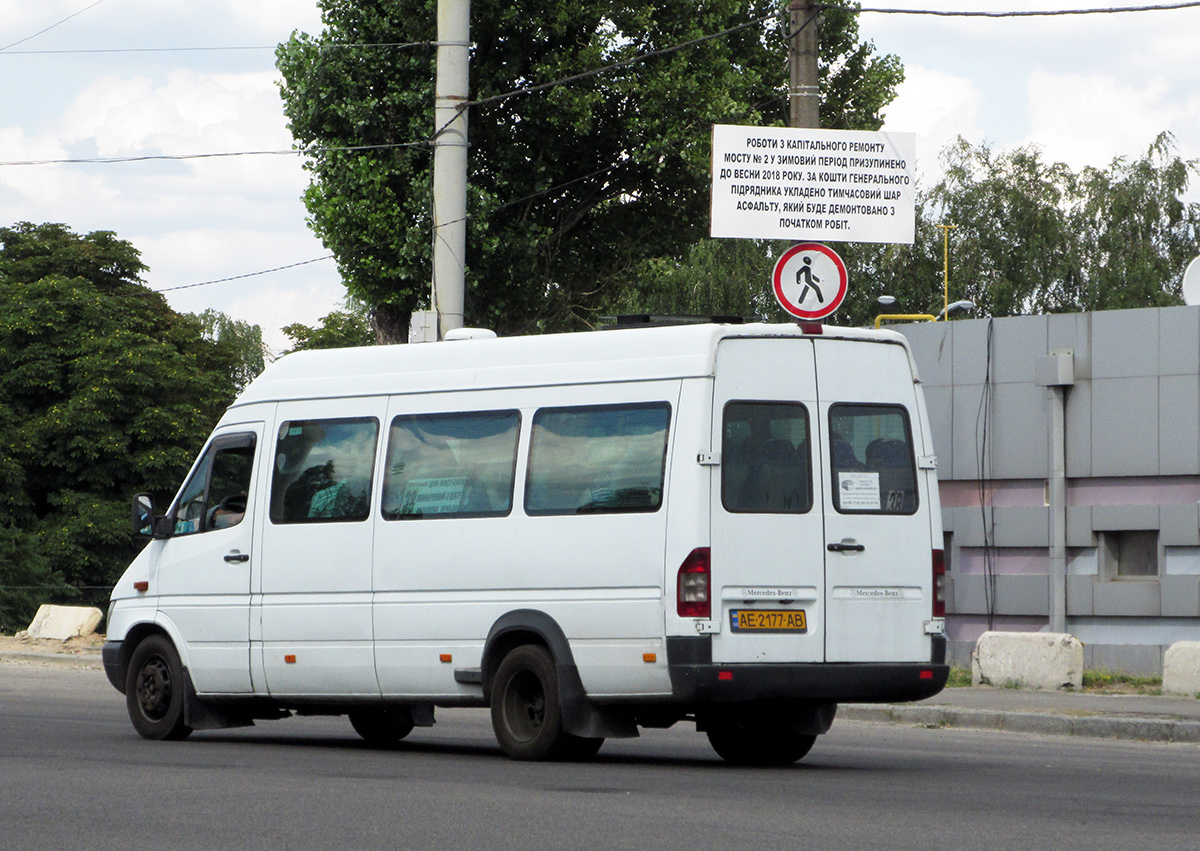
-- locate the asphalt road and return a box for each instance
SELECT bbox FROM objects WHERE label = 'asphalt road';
[3,661,1199,851]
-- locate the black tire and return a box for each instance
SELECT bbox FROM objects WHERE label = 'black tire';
[348,707,415,746]
[490,644,602,761]
[125,635,193,741]
[705,714,815,766]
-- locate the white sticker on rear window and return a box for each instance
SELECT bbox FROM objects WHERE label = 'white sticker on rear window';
[838,471,880,510]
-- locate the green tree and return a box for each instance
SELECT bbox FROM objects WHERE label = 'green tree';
[0,223,243,630]
[276,1,902,339]
[922,134,1200,318]
[281,297,374,352]
[198,309,270,391]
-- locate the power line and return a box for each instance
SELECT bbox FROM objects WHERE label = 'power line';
[0,0,109,52]
[153,255,335,293]
[0,141,428,167]
[849,1,1200,16]
[0,40,437,56]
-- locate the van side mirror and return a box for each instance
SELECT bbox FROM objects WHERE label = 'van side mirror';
[132,494,172,539]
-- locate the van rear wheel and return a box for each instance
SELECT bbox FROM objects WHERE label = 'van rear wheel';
[348,707,415,746]
[490,645,602,761]
[125,635,193,741]
[705,714,815,766]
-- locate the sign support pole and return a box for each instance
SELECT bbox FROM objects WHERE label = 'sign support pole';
[788,1,819,129]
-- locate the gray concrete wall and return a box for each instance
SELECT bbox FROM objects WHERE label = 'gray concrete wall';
[898,307,1200,675]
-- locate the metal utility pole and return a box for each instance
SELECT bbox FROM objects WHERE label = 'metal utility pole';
[432,0,469,339]
[788,1,819,128]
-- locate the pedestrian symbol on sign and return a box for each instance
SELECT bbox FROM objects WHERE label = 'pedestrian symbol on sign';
[796,257,823,304]
[771,243,848,320]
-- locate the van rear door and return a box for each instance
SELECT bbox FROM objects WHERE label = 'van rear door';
[815,338,932,663]
[709,337,825,664]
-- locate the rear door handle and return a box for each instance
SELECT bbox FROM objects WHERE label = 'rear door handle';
[827,542,865,553]
[224,552,250,563]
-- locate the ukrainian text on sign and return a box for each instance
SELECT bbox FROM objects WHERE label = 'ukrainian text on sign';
[710,124,916,245]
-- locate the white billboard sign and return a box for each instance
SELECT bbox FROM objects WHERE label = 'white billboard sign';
[710,124,916,245]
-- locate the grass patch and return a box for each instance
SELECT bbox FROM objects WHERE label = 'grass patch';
[1081,670,1163,694]
[945,666,973,688]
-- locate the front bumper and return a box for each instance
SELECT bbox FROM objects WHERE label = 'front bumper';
[101,641,124,693]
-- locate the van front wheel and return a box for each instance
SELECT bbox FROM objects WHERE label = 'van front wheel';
[125,635,193,741]
[490,645,601,761]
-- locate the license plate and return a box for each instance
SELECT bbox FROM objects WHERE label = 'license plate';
[729,609,807,632]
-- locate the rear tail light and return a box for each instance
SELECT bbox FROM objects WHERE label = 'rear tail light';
[932,549,946,617]
[677,547,711,618]
[799,322,823,334]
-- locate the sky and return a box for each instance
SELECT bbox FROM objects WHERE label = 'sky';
[1,0,1198,351]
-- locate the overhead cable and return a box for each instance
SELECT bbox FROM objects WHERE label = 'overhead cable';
[849,1,1200,16]
[0,141,428,167]
[0,0,109,52]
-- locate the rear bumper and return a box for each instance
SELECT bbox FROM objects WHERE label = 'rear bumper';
[666,636,948,704]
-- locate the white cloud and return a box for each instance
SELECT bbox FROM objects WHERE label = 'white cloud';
[881,65,985,187]
[1024,71,1200,170]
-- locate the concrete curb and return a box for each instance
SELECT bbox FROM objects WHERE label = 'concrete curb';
[0,650,103,668]
[841,703,1200,744]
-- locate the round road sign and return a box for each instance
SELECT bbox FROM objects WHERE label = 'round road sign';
[771,243,848,320]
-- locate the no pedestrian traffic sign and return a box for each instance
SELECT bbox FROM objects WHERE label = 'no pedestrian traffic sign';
[772,243,847,320]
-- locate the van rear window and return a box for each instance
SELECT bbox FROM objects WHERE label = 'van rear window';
[270,418,378,524]
[829,404,917,514]
[722,402,812,514]
[525,403,670,515]
[382,410,520,519]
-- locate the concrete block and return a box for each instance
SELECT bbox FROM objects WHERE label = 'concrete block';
[1162,641,1200,695]
[971,630,1084,689]
[19,604,103,641]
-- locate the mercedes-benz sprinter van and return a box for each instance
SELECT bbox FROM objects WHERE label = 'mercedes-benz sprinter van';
[103,322,947,764]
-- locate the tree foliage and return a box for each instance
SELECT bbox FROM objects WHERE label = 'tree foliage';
[198,309,270,392]
[923,133,1200,317]
[281,297,374,352]
[0,223,245,630]
[276,1,902,339]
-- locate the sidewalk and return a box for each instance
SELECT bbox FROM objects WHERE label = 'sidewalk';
[4,639,1199,743]
[843,685,1200,744]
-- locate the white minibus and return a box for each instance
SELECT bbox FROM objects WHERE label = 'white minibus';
[103,321,947,764]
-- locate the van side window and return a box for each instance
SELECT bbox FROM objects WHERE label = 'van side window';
[172,434,256,536]
[525,403,670,515]
[829,404,917,515]
[269,418,378,524]
[382,410,520,519]
[722,402,812,514]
